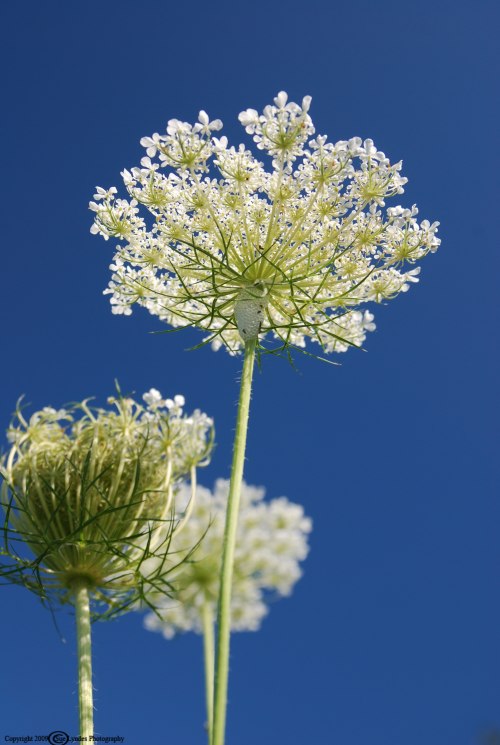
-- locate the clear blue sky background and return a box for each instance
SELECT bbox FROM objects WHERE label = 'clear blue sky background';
[0,1,498,743]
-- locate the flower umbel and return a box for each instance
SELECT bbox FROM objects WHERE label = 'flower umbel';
[143,479,312,637]
[91,91,440,354]
[0,389,214,614]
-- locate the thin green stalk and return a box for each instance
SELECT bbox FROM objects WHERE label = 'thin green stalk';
[212,338,257,745]
[74,581,94,737]
[202,600,215,741]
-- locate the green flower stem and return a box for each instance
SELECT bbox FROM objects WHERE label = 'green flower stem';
[202,600,215,741]
[212,338,257,745]
[74,581,94,737]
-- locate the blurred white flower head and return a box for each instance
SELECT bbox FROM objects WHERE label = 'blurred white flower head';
[144,478,312,637]
[90,92,440,354]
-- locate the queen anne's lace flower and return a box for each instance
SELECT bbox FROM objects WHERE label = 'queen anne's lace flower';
[91,92,440,354]
[143,479,312,636]
[0,390,214,611]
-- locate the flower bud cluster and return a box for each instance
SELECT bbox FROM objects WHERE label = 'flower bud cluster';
[1,390,214,610]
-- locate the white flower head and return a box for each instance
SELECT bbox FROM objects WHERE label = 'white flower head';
[143,479,312,637]
[90,92,440,356]
[143,387,163,407]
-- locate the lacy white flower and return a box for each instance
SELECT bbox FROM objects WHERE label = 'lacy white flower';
[143,479,312,637]
[90,92,440,354]
[0,389,214,612]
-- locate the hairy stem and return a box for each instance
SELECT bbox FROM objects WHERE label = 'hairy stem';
[212,338,257,745]
[202,600,215,741]
[74,581,94,737]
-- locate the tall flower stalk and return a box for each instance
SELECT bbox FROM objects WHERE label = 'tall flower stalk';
[212,339,255,745]
[0,389,213,737]
[202,600,215,736]
[74,580,93,735]
[91,90,440,743]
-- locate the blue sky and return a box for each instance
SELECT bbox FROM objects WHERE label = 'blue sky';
[0,1,499,744]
